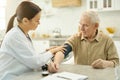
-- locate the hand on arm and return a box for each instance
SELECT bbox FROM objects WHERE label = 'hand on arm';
[48,43,72,73]
[91,59,114,69]
[48,61,59,73]
[46,46,58,51]
[48,51,64,73]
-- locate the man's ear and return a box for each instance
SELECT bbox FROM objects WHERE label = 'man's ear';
[95,23,99,29]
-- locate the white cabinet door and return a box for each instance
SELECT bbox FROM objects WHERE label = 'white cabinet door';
[87,0,117,11]
[87,0,100,11]
[115,0,120,10]
[101,0,115,11]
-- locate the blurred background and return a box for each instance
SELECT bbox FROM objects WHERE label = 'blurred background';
[0,0,119,38]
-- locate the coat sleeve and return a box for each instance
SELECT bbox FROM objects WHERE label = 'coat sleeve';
[2,34,53,70]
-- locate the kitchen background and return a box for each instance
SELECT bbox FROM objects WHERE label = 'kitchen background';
[4,0,120,37]
[0,0,120,63]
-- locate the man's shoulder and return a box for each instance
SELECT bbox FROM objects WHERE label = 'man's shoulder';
[65,33,81,43]
[71,33,82,38]
[4,27,24,42]
[99,31,113,41]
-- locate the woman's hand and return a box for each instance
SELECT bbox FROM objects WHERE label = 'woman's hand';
[48,61,59,73]
[46,46,58,51]
[49,46,66,55]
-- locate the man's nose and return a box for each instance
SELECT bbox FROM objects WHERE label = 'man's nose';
[81,25,85,31]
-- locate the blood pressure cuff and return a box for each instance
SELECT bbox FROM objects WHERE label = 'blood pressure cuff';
[63,43,72,58]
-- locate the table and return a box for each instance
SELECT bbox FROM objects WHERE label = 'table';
[15,64,116,80]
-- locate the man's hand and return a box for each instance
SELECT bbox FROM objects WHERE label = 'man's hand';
[91,59,114,69]
[48,61,59,73]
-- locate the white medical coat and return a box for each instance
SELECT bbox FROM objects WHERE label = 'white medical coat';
[0,26,53,80]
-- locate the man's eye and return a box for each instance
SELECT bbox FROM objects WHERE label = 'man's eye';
[84,24,89,27]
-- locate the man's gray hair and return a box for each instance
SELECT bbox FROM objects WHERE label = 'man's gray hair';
[82,10,100,24]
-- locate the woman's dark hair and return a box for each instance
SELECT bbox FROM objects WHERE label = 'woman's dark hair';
[6,1,41,33]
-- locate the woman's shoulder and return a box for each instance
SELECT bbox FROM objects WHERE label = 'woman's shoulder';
[4,26,23,41]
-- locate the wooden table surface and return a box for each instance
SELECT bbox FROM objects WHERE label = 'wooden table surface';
[15,64,116,80]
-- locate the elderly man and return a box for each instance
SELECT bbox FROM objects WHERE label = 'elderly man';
[48,11,119,72]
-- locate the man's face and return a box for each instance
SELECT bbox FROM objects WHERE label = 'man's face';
[79,15,97,38]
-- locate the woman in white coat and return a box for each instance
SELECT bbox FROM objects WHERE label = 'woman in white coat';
[0,1,64,80]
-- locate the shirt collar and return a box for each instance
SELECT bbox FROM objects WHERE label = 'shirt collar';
[80,30,100,42]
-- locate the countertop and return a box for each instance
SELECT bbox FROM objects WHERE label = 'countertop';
[15,64,116,80]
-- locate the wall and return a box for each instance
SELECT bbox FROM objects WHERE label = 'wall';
[35,0,87,35]
[6,0,23,26]
[99,11,120,37]
[6,0,120,36]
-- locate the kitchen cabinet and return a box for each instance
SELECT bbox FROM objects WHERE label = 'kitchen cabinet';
[87,0,120,11]
[52,0,81,7]
[115,0,120,10]
[49,38,66,46]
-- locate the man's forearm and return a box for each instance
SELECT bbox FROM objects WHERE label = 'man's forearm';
[54,43,72,64]
[54,51,64,64]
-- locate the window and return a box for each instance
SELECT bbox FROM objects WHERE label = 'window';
[0,1,6,30]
